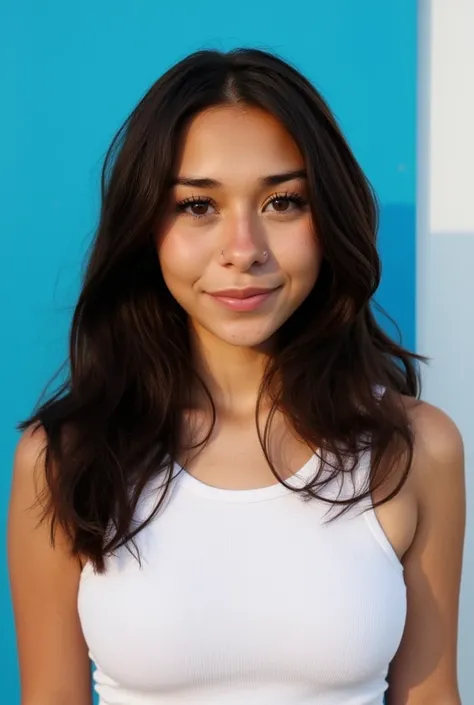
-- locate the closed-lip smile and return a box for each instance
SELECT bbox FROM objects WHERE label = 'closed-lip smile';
[207,286,281,312]
[209,287,279,299]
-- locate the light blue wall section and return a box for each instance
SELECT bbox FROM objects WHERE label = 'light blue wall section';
[0,1,416,699]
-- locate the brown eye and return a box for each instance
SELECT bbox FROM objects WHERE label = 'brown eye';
[190,202,210,216]
[263,193,307,215]
[175,198,217,219]
[271,198,290,212]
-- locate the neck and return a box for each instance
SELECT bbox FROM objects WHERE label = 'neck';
[189,325,273,418]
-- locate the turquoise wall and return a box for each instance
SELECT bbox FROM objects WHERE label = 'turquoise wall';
[0,1,416,699]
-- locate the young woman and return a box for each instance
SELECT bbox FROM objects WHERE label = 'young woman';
[8,48,465,705]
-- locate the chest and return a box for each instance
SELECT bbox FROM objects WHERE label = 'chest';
[180,414,316,490]
[179,414,417,562]
[78,488,407,695]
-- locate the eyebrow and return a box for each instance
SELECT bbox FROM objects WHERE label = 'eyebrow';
[171,169,307,189]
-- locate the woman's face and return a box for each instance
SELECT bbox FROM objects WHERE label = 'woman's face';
[157,105,322,349]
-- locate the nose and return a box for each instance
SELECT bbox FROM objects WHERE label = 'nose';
[220,212,268,271]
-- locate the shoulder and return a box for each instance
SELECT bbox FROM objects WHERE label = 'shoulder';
[9,423,82,583]
[401,396,465,509]
[402,396,464,469]
[12,423,50,504]
[15,421,49,459]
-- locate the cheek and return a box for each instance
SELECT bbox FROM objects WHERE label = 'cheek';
[157,227,210,286]
[276,231,322,287]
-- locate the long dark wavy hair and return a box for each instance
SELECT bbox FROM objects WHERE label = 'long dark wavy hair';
[20,48,424,572]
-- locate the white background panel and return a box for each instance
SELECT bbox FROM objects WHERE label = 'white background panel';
[429,0,474,234]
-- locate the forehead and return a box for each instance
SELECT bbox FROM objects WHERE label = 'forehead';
[174,105,304,185]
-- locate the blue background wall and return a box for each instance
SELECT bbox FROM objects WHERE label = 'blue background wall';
[0,1,416,699]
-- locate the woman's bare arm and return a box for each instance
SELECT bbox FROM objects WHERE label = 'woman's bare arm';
[8,426,93,705]
[387,401,465,705]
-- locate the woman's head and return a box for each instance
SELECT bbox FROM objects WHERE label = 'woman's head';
[22,49,422,572]
[158,103,321,350]
[89,48,380,356]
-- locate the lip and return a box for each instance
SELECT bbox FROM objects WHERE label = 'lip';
[207,286,281,312]
[210,287,278,299]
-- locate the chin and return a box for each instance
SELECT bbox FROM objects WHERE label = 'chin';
[207,320,280,349]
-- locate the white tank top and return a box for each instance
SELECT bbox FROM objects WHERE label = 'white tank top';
[78,447,407,705]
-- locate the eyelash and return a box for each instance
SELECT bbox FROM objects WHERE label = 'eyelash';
[174,191,308,219]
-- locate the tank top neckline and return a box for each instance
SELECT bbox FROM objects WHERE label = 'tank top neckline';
[173,386,387,505]
[174,453,322,503]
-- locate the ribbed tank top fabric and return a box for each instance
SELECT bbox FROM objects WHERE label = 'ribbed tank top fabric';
[78,440,406,705]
